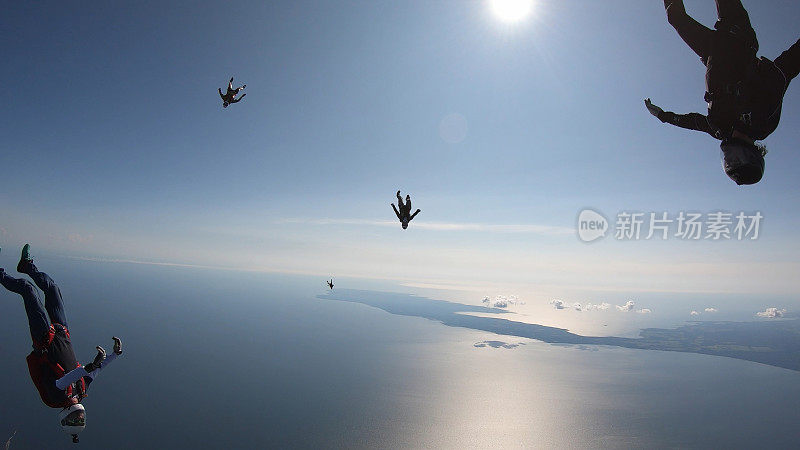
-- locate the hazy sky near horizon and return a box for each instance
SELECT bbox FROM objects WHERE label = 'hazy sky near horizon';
[2,0,800,300]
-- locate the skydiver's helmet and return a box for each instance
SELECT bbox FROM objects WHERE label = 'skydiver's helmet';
[401,218,409,229]
[720,138,765,185]
[59,403,85,443]
[223,101,229,108]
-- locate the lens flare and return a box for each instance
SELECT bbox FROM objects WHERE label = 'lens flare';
[490,0,534,22]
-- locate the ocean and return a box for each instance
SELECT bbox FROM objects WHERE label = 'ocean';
[1,259,798,449]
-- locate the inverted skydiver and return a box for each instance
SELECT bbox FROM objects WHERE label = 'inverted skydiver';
[0,244,123,444]
[391,190,421,230]
[645,0,799,185]
[327,279,334,290]
[218,77,247,108]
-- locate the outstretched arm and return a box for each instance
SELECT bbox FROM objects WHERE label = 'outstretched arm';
[230,93,246,103]
[218,88,225,99]
[56,353,120,389]
[644,99,717,138]
[391,203,402,220]
[409,209,421,222]
[56,338,122,389]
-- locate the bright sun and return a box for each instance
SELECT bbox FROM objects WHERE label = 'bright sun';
[489,0,534,22]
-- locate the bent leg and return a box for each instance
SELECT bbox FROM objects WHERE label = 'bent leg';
[714,0,758,51]
[665,0,714,59]
[0,270,50,343]
[775,39,800,84]
[715,0,750,25]
[26,263,68,328]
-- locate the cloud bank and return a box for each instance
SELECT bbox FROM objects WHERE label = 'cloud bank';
[483,295,521,309]
[278,218,572,235]
[615,300,652,314]
[616,300,636,312]
[756,307,787,318]
[585,302,611,311]
[549,299,650,314]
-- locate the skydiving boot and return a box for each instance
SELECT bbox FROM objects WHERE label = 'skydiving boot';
[17,244,32,274]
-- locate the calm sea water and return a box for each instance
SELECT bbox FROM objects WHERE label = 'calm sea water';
[1,259,798,449]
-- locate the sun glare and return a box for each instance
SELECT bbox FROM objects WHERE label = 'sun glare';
[490,0,534,22]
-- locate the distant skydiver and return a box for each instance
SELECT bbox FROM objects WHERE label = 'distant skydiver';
[391,190,421,230]
[0,244,123,444]
[327,279,334,290]
[646,0,799,185]
[219,77,246,108]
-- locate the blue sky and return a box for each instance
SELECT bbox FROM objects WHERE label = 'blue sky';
[1,1,799,304]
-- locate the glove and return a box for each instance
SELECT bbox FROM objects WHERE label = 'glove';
[85,346,106,372]
[112,336,123,355]
[644,98,664,118]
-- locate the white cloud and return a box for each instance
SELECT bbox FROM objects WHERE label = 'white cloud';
[553,300,632,313]
[616,300,636,312]
[704,307,718,313]
[690,310,700,316]
[484,295,518,308]
[615,300,651,314]
[585,302,610,311]
[550,299,568,310]
[756,307,787,318]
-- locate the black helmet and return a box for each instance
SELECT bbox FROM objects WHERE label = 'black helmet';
[720,138,764,185]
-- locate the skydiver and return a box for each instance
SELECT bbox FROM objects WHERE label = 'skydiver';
[646,0,799,185]
[218,77,247,108]
[327,279,334,289]
[391,190,421,230]
[0,244,123,444]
